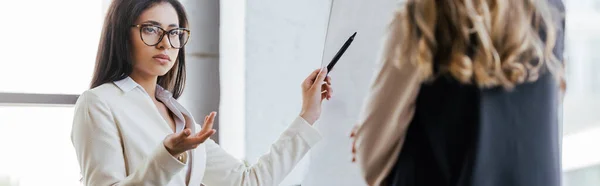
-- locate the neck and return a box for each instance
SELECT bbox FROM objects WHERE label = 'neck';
[130,72,158,101]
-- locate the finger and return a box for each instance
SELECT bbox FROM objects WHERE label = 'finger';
[188,130,212,145]
[199,112,216,134]
[189,129,216,145]
[325,76,332,85]
[322,91,330,100]
[321,83,332,96]
[176,129,192,142]
[167,129,190,147]
[203,129,216,140]
[321,90,330,101]
[197,112,215,137]
[303,69,321,85]
[326,84,333,99]
[205,112,216,131]
[204,115,209,123]
[320,84,332,100]
[312,68,328,88]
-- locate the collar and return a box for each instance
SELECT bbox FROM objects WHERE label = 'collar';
[113,76,173,100]
[114,76,140,93]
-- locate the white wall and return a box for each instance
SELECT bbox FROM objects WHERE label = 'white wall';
[219,0,247,160]
[221,0,399,185]
[561,1,600,184]
[302,0,399,185]
[244,0,331,185]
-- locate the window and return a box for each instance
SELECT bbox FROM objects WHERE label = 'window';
[563,0,600,185]
[0,0,105,94]
[565,165,600,186]
[589,39,600,94]
[0,1,109,185]
[0,106,80,186]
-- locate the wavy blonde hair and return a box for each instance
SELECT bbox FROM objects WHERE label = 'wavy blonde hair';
[386,0,563,89]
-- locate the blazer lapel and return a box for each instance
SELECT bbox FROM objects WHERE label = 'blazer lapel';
[177,102,207,185]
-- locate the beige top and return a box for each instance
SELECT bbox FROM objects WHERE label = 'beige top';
[354,19,422,186]
[71,77,322,186]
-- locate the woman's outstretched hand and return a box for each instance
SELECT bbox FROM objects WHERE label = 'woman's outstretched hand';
[164,112,217,157]
[300,68,333,125]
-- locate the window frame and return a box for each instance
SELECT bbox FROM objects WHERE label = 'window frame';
[0,92,78,106]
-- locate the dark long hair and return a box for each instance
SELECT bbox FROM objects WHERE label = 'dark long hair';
[90,0,188,99]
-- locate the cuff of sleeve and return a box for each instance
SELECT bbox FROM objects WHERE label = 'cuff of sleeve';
[153,143,186,173]
[290,116,323,147]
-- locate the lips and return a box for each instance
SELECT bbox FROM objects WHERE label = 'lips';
[153,54,171,65]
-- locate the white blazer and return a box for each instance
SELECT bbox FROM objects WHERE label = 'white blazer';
[71,77,322,186]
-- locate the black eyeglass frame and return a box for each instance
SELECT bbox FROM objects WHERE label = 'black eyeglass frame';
[131,24,191,49]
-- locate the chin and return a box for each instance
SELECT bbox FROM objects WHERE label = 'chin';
[156,70,170,76]
[154,66,174,76]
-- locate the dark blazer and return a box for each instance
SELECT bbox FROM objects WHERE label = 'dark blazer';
[383,0,565,186]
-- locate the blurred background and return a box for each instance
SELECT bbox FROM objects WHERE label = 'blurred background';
[0,0,597,185]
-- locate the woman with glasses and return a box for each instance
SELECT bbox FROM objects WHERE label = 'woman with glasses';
[71,0,333,185]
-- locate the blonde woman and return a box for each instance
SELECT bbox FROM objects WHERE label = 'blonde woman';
[351,0,565,185]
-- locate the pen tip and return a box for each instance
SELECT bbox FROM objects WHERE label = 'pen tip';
[351,32,357,38]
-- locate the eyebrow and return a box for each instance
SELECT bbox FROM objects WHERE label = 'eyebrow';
[141,20,179,28]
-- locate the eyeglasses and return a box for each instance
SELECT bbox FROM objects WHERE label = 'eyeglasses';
[131,24,191,49]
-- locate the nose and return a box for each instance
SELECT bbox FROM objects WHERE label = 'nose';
[156,33,171,49]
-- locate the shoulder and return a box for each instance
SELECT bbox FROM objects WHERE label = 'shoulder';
[75,83,122,108]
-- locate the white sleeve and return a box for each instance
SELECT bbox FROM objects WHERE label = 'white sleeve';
[71,91,186,186]
[201,116,321,186]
